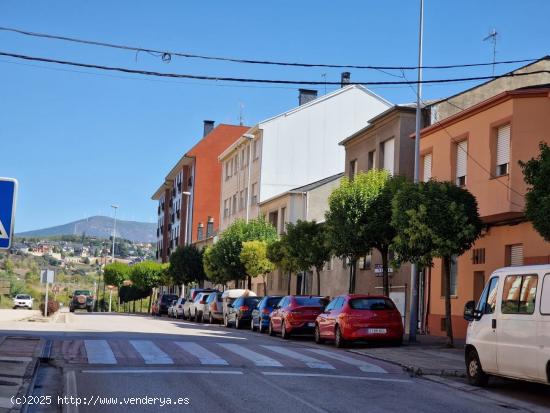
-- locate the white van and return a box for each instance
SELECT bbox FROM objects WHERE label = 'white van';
[463,264,550,386]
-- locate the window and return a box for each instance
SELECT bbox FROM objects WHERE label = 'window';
[232,194,237,215]
[505,244,523,267]
[253,140,258,160]
[197,224,204,241]
[241,148,246,169]
[381,138,395,175]
[476,276,499,314]
[250,183,257,205]
[423,153,432,182]
[206,218,214,238]
[501,274,538,314]
[496,124,510,176]
[455,140,468,186]
[246,144,250,165]
[325,258,332,271]
[541,274,550,315]
[367,150,376,170]
[233,156,238,174]
[239,190,244,211]
[280,207,286,234]
[349,159,357,179]
[268,211,278,230]
[223,199,229,218]
[350,298,396,310]
[472,248,485,264]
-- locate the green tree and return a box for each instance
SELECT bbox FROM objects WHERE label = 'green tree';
[325,173,375,293]
[520,142,550,241]
[392,180,482,347]
[169,245,206,287]
[266,238,299,295]
[130,261,164,313]
[285,220,331,296]
[240,240,275,294]
[203,245,227,285]
[103,262,130,287]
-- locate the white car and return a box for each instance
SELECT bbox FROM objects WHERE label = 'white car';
[13,294,33,309]
[464,264,550,386]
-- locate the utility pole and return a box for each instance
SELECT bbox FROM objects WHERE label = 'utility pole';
[111,204,118,264]
[409,0,424,343]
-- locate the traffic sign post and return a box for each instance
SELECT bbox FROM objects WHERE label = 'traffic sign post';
[0,178,18,250]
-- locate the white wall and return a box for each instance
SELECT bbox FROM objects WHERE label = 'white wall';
[259,86,390,202]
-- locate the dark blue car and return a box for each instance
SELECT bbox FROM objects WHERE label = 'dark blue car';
[250,295,283,333]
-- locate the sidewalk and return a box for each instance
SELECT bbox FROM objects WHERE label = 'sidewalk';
[349,335,466,377]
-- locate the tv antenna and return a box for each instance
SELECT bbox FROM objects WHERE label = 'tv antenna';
[483,28,498,76]
[239,102,244,126]
[321,73,327,94]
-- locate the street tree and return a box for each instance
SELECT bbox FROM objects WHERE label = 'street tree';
[266,238,299,295]
[103,262,130,288]
[285,220,331,296]
[520,142,550,241]
[130,261,164,313]
[240,240,275,295]
[169,244,206,287]
[203,245,228,286]
[392,180,482,347]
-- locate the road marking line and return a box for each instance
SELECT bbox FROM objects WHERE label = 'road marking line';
[262,371,411,383]
[129,340,173,364]
[306,349,387,373]
[65,370,79,413]
[261,345,335,369]
[174,342,228,365]
[217,343,282,367]
[81,369,242,374]
[84,340,116,364]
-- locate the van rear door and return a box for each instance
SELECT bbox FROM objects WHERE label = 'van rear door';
[538,273,550,382]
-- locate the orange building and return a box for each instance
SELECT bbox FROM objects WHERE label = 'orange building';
[152,122,249,262]
[419,85,550,338]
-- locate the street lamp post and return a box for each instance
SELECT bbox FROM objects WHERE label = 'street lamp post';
[243,134,254,223]
[181,191,191,299]
[111,205,118,263]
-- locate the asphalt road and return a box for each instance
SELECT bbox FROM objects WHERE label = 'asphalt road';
[1,311,548,413]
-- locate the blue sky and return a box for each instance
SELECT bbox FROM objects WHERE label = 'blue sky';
[1,1,549,232]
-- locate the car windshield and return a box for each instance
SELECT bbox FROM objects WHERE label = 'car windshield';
[294,296,323,306]
[265,297,282,307]
[74,290,91,296]
[162,295,178,303]
[16,295,31,300]
[349,298,396,310]
[244,297,261,305]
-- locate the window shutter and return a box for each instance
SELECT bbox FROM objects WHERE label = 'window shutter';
[510,244,523,267]
[383,138,395,175]
[496,124,511,172]
[456,141,468,179]
[423,153,432,182]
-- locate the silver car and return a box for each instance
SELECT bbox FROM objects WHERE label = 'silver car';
[202,292,223,324]
[191,292,212,322]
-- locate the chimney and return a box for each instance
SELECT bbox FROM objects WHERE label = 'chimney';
[341,72,351,87]
[203,120,215,137]
[298,89,318,106]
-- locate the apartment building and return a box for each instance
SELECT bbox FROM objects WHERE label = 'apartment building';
[218,78,392,232]
[419,85,550,339]
[152,122,249,262]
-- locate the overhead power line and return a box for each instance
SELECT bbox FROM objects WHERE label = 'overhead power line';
[0,25,541,71]
[1,51,549,86]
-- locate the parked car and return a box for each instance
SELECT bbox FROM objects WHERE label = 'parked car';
[203,292,223,324]
[69,290,95,313]
[152,294,179,316]
[221,289,257,325]
[226,296,262,329]
[191,292,212,322]
[251,295,283,333]
[183,288,217,320]
[269,295,325,339]
[12,294,33,309]
[315,295,403,348]
[173,297,186,319]
[463,264,550,387]
[167,300,178,318]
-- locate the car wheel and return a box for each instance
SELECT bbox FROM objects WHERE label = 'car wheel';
[224,315,230,328]
[269,321,276,336]
[258,322,265,334]
[235,316,241,329]
[209,314,214,324]
[335,326,346,348]
[70,308,75,313]
[281,321,291,340]
[250,318,256,332]
[314,324,324,344]
[466,349,489,386]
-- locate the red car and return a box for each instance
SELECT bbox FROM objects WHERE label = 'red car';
[269,295,325,339]
[315,295,403,347]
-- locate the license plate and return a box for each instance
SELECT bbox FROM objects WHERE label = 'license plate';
[368,328,387,334]
[307,322,315,327]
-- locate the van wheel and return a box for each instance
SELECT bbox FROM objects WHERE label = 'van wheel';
[466,349,489,386]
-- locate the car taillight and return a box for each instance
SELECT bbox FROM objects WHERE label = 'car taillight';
[262,308,270,315]
[239,305,249,312]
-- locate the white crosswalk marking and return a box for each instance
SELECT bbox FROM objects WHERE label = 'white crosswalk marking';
[174,342,228,365]
[84,340,116,364]
[218,343,282,367]
[306,349,387,373]
[130,340,173,364]
[261,345,334,369]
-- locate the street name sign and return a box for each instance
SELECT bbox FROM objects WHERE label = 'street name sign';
[0,178,18,250]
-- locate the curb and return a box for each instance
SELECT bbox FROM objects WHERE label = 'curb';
[347,349,467,378]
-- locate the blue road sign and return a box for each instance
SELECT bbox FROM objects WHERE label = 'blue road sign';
[0,178,18,250]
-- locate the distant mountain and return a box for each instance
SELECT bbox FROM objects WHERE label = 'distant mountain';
[16,216,156,243]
